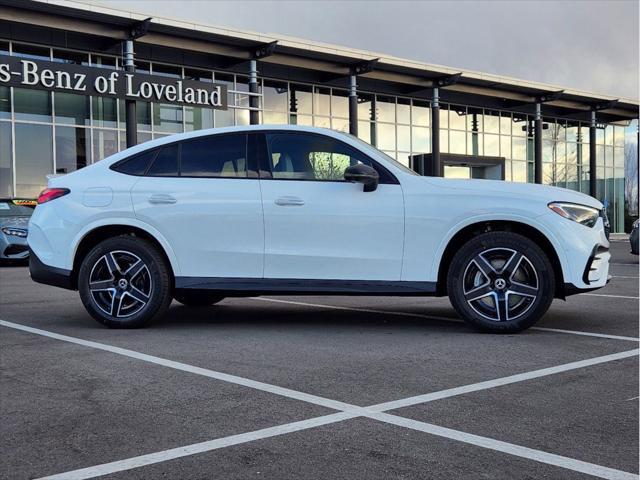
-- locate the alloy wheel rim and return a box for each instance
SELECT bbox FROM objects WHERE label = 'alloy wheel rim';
[88,250,152,318]
[462,248,539,322]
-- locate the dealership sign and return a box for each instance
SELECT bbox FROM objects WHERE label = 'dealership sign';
[0,54,227,109]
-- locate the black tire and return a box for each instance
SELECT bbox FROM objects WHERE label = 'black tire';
[78,236,172,328]
[447,231,555,333]
[173,291,225,307]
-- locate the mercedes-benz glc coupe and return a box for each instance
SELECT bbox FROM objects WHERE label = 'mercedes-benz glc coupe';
[28,125,610,332]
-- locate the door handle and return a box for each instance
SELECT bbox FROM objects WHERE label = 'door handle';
[274,196,305,207]
[148,194,177,205]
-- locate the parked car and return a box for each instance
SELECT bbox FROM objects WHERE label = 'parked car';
[631,219,639,255]
[0,199,35,262]
[28,125,610,333]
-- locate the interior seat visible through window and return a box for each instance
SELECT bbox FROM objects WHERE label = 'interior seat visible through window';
[180,133,247,177]
[266,132,375,181]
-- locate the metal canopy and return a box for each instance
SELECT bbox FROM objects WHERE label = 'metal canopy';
[0,0,637,122]
[128,17,152,40]
[502,90,564,109]
[434,72,462,88]
[221,40,279,68]
[253,40,278,60]
[351,58,379,76]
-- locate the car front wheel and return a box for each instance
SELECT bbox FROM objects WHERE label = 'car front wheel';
[78,236,172,328]
[447,231,555,333]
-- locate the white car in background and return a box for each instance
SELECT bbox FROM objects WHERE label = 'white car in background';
[28,125,610,333]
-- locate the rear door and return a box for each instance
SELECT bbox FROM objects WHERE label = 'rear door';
[130,133,264,279]
[258,131,404,281]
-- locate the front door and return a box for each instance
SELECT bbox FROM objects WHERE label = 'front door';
[259,131,404,281]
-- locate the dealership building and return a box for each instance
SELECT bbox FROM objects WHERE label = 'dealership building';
[0,0,638,232]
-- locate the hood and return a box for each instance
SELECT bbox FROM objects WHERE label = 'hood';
[422,177,603,210]
[0,216,30,229]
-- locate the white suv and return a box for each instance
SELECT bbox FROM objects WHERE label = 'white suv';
[28,125,610,332]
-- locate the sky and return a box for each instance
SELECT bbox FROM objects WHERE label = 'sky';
[90,0,639,100]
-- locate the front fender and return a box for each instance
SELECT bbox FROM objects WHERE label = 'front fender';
[429,212,572,285]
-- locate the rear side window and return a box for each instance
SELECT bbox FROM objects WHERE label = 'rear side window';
[112,149,157,175]
[147,144,179,177]
[180,134,247,177]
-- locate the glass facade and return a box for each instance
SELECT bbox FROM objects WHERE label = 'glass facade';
[0,40,635,232]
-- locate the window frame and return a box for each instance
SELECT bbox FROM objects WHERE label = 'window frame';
[110,132,259,179]
[179,132,252,179]
[111,148,159,176]
[146,142,180,177]
[258,131,398,184]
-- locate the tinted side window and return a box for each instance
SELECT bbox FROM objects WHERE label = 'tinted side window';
[147,144,179,177]
[112,149,157,176]
[266,133,372,181]
[181,134,247,177]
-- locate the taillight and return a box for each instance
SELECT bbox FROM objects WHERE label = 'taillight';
[37,188,70,204]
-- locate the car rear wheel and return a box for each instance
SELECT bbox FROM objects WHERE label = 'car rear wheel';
[173,291,225,307]
[78,236,172,328]
[447,231,555,333]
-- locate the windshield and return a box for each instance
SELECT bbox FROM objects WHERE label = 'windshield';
[340,132,420,176]
[0,201,34,217]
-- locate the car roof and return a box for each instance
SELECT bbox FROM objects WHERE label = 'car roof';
[103,125,359,163]
[150,125,349,146]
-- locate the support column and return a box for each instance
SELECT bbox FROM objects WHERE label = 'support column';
[431,87,440,177]
[369,96,376,147]
[249,59,259,125]
[289,88,297,125]
[471,112,479,156]
[348,74,358,136]
[534,102,542,184]
[589,110,597,197]
[124,40,137,148]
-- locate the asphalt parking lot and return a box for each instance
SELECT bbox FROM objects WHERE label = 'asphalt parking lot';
[1,240,638,480]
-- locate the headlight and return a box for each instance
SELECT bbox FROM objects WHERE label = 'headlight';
[548,202,599,228]
[633,219,639,229]
[1,227,27,238]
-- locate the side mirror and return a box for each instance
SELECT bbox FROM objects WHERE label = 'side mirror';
[344,164,379,192]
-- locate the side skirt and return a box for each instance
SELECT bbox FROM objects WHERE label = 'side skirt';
[175,277,438,296]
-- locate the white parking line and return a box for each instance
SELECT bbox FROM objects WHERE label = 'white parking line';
[610,275,639,279]
[39,408,639,480]
[38,412,357,480]
[0,320,361,415]
[252,296,435,320]
[366,348,639,412]
[579,293,639,300]
[532,327,639,343]
[369,412,639,480]
[2,319,638,480]
[253,297,640,342]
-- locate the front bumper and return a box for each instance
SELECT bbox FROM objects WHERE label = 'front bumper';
[1,243,29,259]
[0,233,29,260]
[540,211,610,295]
[563,245,611,297]
[630,228,639,255]
[29,248,74,290]
[582,245,611,285]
